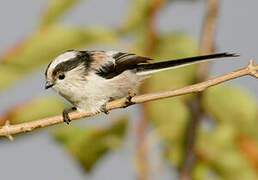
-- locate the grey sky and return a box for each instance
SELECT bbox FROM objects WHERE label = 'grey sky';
[0,0,257,180]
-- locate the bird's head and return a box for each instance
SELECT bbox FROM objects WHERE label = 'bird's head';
[45,50,91,92]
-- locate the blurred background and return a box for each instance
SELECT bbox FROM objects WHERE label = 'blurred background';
[0,0,257,180]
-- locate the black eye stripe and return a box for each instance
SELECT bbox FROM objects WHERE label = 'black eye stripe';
[52,51,92,76]
[45,61,52,77]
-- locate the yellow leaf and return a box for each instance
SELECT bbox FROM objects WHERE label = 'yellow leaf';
[0,26,116,92]
[41,0,82,28]
[5,96,67,124]
[53,117,128,173]
[202,85,258,136]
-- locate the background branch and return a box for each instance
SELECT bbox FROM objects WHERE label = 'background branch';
[137,1,166,179]
[180,0,219,179]
[0,61,257,138]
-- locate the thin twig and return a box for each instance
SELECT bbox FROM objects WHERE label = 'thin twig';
[198,0,219,79]
[137,1,166,179]
[180,0,219,179]
[0,61,257,137]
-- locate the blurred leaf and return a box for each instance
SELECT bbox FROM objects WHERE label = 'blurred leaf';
[193,85,258,179]
[120,0,200,33]
[141,33,198,167]
[193,162,218,180]
[134,33,198,93]
[196,123,257,179]
[149,99,190,142]
[197,123,237,161]
[53,117,128,173]
[212,148,257,180]
[165,141,185,168]
[202,85,258,137]
[0,26,116,92]
[0,96,66,125]
[41,0,82,28]
[119,0,150,33]
[169,0,200,2]
[147,33,198,139]
[149,33,199,92]
[236,135,258,172]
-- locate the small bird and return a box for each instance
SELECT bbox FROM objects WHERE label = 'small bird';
[45,50,238,124]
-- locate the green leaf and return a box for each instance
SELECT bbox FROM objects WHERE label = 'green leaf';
[53,117,128,173]
[142,33,198,167]
[193,85,258,179]
[196,123,257,180]
[147,33,198,140]
[4,96,66,125]
[197,123,237,161]
[40,0,82,28]
[119,0,150,33]
[120,0,199,33]
[212,148,257,180]
[202,85,258,137]
[0,26,116,92]
[169,0,200,2]
[134,33,198,95]
[149,98,190,142]
[149,33,199,92]
[193,162,218,180]
[149,99,191,168]
[165,141,185,168]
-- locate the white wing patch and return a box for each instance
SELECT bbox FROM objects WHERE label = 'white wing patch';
[106,50,119,56]
[101,51,117,67]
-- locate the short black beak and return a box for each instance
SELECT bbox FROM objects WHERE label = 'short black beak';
[45,81,54,89]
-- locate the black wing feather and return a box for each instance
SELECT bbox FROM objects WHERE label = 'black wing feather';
[96,52,151,79]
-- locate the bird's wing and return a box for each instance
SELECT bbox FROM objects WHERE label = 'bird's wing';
[91,51,152,79]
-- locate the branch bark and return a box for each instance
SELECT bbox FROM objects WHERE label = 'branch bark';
[0,60,257,138]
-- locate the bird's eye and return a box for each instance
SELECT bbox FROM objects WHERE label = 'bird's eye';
[58,74,65,80]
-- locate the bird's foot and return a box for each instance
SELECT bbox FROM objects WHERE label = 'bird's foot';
[62,107,77,125]
[100,102,109,114]
[63,111,71,124]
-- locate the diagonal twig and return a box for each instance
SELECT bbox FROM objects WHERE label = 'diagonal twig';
[0,60,257,137]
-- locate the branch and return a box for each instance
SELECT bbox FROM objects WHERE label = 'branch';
[198,0,219,80]
[180,0,219,179]
[0,60,257,137]
[137,1,166,179]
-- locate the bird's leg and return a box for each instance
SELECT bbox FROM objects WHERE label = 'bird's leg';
[63,107,77,124]
[100,90,136,114]
[100,101,110,114]
[123,89,136,108]
[100,98,114,114]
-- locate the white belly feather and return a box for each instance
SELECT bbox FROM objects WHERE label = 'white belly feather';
[53,70,148,113]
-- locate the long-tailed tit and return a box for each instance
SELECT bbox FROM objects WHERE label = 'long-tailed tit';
[45,50,238,124]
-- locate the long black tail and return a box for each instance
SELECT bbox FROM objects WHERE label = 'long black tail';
[135,53,239,75]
